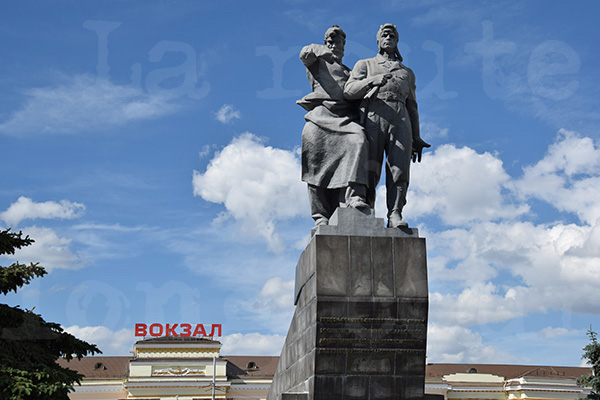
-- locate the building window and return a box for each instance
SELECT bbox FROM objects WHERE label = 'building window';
[246,361,259,370]
[94,362,107,371]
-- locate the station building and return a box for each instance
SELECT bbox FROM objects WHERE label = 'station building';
[58,336,592,400]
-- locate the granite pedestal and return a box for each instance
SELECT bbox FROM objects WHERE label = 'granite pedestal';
[267,208,428,400]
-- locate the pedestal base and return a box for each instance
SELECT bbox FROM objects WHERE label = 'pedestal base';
[267,208,428,400]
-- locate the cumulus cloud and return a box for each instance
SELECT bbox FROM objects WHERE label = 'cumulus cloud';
[510,129,600,225]
[213,104,241,124]
[0,197,85,226]
[64,325,135,356]
[427,324,515,363]
[0,226,80,271]
[221,332,285,356]
[430,282,524,327]
[250,278,295,333]
[253,277,295,313]
[373,186,387,219]
[428,220,600,326]
[192,133,307,252]
[407,144,528,225]
[417,129,600,364]
[0,75,178,136]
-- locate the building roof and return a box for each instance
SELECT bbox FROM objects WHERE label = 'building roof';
[224,355,280,379]
[56,355,279,381]
[58,356,591,382]
[425,363,591,380]
[57,356,131,380]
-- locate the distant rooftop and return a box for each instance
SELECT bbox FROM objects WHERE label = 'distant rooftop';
[57,356,131,380]
[58,356,591,382]
[426,363,590,380]
[57,355,280,380]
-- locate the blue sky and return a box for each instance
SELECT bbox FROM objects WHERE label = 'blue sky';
[1,0,600,366]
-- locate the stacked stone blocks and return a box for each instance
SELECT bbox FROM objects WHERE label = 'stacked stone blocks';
[268,209,428,400]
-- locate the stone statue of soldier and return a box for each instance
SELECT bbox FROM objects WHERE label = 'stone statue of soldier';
[344,23,430,228]
[298,25,369,226]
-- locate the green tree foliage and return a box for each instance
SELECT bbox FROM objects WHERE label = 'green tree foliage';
[0,228,101,399]
[578,328,600,400]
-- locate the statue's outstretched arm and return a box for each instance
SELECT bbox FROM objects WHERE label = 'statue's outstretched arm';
[300,44,334,67]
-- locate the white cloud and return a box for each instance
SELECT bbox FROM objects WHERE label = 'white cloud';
[568,221,600,258]
[420,130,600,343]
[427,324,515,363]
[0,196,85,226]
[420,121,449,139]
[253,277,295,313]
[232,275,295,334]
[0,74,178,136]
[539,327,580,338]
[374,185,387,219]
[71,223,146,232]
[192,133,308,252]
[220,332,285,356]
[63,325,135,356]
[213,104,241,124]
[428,220,600,325]
[406,144,528,226]
[501,40,600,131]
[510,129,600,225]
[199,144,216,158]
[430,282,523,327]
[61,223,153,265]
[1,226,80,271]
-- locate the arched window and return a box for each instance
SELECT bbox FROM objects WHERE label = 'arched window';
[246,361,258,370]
[94,362,107,371]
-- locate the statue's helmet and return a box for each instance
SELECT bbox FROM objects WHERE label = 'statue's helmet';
[376,23,403,61]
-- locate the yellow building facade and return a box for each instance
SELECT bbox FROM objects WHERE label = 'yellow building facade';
[425,364,591,400]
[59,337,591,400]
[59,337,277,400]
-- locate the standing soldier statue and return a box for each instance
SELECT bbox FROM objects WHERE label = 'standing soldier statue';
[345,23,430,228]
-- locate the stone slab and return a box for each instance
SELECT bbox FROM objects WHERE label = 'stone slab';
[295,234,428,304]
[313,207,419,237]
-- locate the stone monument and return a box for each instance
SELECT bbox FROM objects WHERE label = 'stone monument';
[267,24,430,400]
[267,209,427,400]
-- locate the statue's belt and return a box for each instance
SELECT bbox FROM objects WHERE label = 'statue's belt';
[374,91,406,102]
[360,90,406,124]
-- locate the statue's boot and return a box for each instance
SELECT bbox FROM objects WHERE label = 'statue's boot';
[345,183,369,209]
[387,211,408,228]
[387,180,408,228]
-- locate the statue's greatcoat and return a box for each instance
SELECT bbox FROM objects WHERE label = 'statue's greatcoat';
[298,44,368,190]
